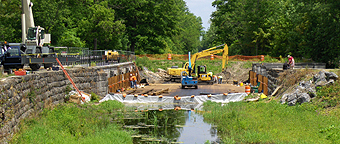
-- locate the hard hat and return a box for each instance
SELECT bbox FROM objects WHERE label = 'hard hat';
[287,55,290,57]
[130,74,132,76]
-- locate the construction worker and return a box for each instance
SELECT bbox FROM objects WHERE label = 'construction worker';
[132,74,137,89]
[129,74,135,88]
[218,75,223,84]
[213,75,218,83]
[287,55,295,69]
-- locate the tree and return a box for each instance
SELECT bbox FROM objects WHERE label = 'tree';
[77,1,125,50]
[110,0,182,54]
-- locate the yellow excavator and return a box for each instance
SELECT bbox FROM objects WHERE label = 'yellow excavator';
[105,50,120,63]
[167,44,229,83]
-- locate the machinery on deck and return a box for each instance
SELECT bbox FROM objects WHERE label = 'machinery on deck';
[180,71,198,89]
[105,50,120,63]
[167,44,229,83]
[197,65,214,84]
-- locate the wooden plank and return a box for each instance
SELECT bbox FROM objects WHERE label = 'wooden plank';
[137,89,154,95]
[263,76,268,96]
[253,72,257,87]
[152,88,170,95]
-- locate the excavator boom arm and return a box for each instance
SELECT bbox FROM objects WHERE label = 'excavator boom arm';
[190,44,229,70]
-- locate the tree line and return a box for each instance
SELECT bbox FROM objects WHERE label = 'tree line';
[202,0,340,67]
[0,0,203,54]
[1,0,340,67]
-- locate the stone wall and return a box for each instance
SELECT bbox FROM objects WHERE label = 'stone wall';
[0,62,135,141]
[251,62,325,95]
[252,63,283,95]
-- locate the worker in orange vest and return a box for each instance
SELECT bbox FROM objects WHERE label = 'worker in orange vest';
[130,74,137,89]
[129,74,135,88]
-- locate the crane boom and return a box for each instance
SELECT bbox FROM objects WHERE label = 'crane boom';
[22,0,35,30]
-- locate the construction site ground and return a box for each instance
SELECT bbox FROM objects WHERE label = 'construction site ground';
[124,83,245,96]
[132,61,252,97]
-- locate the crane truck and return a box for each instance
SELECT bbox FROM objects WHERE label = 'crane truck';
[21,0,54,70]
[0,0,79,73]
[167,44,229,84]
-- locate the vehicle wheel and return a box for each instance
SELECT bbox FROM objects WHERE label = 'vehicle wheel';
[181,85,185,89]
[194,85,198,89]
[5,68,13,74]
[30,64,40,71]
[44,63,52,69]
[171,78,174,82]
[3,66,12,74]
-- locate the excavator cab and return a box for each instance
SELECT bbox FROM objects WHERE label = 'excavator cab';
[197,65,213,84]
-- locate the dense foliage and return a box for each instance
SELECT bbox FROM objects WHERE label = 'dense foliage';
[0,0,203,54]
[206,0,340,67]
[2,0,340,66]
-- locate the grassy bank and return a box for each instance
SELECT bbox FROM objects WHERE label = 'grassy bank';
[201,100,340,143]
[11,101,133,144]
[200,69,340,143]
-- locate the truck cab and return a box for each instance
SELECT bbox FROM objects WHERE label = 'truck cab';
[0,43,25,72]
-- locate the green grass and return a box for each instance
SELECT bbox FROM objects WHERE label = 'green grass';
[11,101,133,144]
[314,75,340,109]
[201,100,340,144]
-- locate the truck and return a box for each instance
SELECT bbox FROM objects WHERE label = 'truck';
[0,42,25,73]
[0,42,79,73]
[0,0,67,72]
[21,0,54,70]
[167,44,229,83]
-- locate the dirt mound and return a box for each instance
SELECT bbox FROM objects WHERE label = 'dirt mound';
[139,67,168,84]
[216,61,251,83]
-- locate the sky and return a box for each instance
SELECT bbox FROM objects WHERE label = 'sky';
[183,0,216,31]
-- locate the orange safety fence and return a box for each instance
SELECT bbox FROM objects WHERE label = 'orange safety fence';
[137,54,279,61]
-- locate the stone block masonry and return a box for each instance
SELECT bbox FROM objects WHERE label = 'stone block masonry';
[0,62,136,141]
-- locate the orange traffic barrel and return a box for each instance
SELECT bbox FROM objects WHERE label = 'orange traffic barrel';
[245,85,251,94]
[210,54,214,60]
[260,55,264,61]
[167,54,171,60]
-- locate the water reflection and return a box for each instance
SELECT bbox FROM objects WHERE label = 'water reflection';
[123,105,221,143]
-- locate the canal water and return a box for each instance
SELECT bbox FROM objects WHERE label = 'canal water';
[122,107,221,143]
